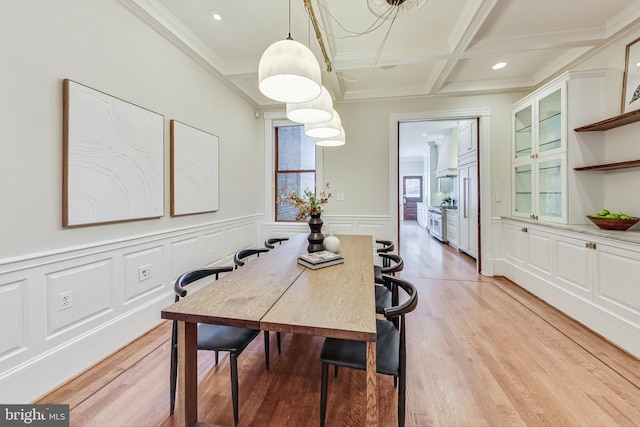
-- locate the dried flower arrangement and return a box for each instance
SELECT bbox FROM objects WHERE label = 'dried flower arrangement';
[277,183,331,221]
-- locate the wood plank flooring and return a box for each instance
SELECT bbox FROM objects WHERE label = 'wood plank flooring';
[37,222,640,426]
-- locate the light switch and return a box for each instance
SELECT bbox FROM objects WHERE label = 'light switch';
[495,192,502,202]
[337,192,345,201]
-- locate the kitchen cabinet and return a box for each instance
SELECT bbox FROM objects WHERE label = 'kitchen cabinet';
[446,209,458,248]
[457,119,477,165]
[512,81,567,223]
[417,202,427,228]
[501,218,640,357]
[511,69,609,224]
[458,161,478,258]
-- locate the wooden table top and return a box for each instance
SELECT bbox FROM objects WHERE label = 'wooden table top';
[261,234,376,341]
[161,233,376,341]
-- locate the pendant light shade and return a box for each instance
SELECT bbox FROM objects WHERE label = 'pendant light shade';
[304,109,342,138]
[258,38,322,103]
[315,127,345,147]
[286,86,333,124]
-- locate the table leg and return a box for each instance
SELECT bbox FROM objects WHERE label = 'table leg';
[177,321,198,427]
[366,341,377,426]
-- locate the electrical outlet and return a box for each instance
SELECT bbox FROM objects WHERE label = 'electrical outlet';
[139,264,152,282]
[59,291,72,311]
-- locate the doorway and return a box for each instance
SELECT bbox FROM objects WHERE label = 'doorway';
[403,176,422,220]
[397,117,481,272]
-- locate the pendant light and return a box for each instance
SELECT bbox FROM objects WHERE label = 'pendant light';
[258,0,322,103]
[315,127,346,147]
[304,109,342,138]
[286,86,333,124]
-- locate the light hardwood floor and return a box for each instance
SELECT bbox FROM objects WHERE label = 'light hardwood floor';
[38,222,640,426]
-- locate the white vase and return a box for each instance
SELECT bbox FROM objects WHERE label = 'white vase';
[323,230,341,253]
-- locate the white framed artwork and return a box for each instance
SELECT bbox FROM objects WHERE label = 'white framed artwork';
[63,79,164,227]
[170,120,219,216]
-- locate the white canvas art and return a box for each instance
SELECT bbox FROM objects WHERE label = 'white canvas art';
[170,120,219,216]
[63,80,164,227]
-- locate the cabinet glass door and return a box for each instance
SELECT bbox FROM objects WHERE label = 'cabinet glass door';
[538,89,562,154]
[538,157,563,219]
[514,105,532,159]
[514,163,533,215]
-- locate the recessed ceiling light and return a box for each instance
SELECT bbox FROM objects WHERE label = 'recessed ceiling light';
[492,62,507,70]
[210,10,222,21]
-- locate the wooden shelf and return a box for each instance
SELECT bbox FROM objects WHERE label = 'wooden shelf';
[574,109,640,132]
[574,160,640,171]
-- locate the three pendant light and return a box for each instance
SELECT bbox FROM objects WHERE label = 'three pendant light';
[257,0,343,144]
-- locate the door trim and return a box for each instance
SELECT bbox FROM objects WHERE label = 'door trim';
[389,108,491,274]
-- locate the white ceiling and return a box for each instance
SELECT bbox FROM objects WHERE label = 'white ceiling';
[136,0,640,105]
[125,0,640,154]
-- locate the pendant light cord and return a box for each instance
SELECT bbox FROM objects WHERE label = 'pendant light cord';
[287,0,292,39]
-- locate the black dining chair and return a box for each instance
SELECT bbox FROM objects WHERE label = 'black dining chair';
[374,253,404,315]
[264,237,289,249]
[169,266,270,426]
[233,248,269,269]
[319,275,418,427]
[376,239,395,266]
[234,248,282,355]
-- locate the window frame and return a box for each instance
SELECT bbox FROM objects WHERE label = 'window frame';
[274,125,317,222]
[263,113,323,224]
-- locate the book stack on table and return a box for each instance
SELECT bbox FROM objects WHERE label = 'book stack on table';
[297,250,344,270]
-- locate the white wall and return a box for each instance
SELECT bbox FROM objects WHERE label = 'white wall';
[1,0,264,260]
[0,0,263,403]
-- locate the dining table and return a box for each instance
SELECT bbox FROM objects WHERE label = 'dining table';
[160,233,378,426]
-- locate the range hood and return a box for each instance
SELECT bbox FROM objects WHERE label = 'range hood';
[435,138,457,178]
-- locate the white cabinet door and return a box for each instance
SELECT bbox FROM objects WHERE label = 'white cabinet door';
[446,210,458,248]
[457,120,477,165]
[458,162,478,258]
[594,243,640,326]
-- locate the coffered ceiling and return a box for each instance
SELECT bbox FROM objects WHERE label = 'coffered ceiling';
[125,0,640,106]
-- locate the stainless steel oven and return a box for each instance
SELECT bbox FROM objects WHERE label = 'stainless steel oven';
[428,206,447,243]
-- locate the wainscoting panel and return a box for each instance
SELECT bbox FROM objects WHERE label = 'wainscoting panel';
[262,215,393,246]
[0,214,262,404]
[45,259,112,337]
[170,237,199,280]
[123,246,164,303]
[0,280,25,358]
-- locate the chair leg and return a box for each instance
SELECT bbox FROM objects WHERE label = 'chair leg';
[276,332,282,354]
[334,365,339,377]
[215,351,219,365]
[263,331,270,370]
[169,321,178,415]
[320,362,329,427]
[230,354,239,426]
[398,369,406,427]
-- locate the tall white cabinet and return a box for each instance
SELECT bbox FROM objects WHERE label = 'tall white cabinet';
[511,69,609,225]
[457,120,478,259]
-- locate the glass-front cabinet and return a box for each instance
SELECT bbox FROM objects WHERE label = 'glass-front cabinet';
[511,81,567,223]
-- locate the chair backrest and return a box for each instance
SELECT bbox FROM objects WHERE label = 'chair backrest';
[234,248,270,268]
[379,253,404,275]
[264,237,289,249]
[380,275,418,372]
[380,275,418,321]
[174,266,234,301]
[375,239,395,253]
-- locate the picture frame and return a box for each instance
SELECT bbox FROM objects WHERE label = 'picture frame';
[63,79,164,227]
[621,36,640,114]
[170,120,219,216]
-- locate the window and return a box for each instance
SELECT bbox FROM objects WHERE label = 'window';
[275,125,316,221]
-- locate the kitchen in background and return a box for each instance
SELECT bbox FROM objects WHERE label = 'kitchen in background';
[399,119,478,260]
